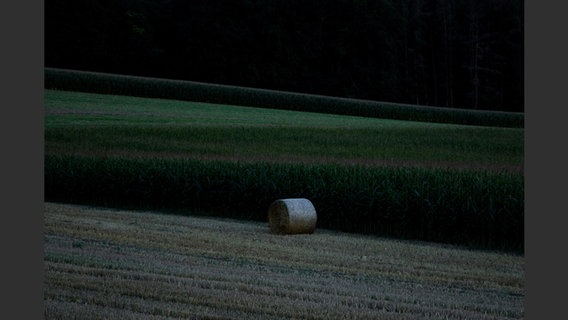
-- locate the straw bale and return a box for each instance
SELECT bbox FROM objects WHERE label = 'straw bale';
[268,198,317,235]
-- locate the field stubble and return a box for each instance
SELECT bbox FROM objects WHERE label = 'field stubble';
[44,202,524,320]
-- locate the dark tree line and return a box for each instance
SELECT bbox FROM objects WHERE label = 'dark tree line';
[45,0,524,112]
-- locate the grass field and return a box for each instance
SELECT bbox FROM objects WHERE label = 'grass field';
[45,89,523,171]
[44,202,524,320]
[45,68,525,128]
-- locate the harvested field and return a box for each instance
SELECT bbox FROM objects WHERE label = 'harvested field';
[44,202,524,319]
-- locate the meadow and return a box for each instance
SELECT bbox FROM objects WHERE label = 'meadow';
[45,89,523,170]
[45,67,524,128]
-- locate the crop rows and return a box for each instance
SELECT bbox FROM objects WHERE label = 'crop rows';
[44,155,523,252]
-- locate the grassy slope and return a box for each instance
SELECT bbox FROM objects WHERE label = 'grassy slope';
[45,90,524,171]
[44,68,525,128]
[44,88,431,127]
[45,202,524,320]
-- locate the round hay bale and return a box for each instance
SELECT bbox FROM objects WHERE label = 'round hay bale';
[268,198,317,235]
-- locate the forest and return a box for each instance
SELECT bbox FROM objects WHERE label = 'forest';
[45,0,524,112]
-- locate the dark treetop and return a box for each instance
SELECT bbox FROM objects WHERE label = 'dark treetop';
[45,0,524,112]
